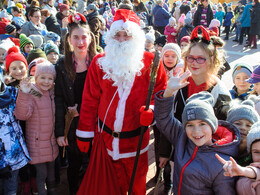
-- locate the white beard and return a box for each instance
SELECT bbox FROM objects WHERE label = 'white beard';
[98,35,145,90]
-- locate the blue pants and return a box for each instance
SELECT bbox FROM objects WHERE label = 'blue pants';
[0,169,19,195]
[235,26,241,40]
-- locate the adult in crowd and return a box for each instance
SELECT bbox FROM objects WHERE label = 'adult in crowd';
[193,0,213,27]
[21,7,47,37]
[133,0,148,14]
[152,0,171,34]
[54,13,96,194]
[42,0,57,17]
[239,0,253,45]
[76,9,167,194]
[40,9,61,36]
[56,3,70,26]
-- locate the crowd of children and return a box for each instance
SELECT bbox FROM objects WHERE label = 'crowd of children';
[0,0,259,194]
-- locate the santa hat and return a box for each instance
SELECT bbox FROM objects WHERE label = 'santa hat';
[209,19,220,29]
[5,46,28,72]
[109,9,140,37]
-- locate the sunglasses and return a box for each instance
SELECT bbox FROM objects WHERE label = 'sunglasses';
[186,55,207,64]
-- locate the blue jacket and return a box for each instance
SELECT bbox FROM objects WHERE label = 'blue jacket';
[240,2,253,27]
[223,11,234,26]
[154,92,240,195]
[152,5,171,27]
[215,10,225,26]
[229,85,253,101]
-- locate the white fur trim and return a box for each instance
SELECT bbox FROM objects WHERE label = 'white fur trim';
[211,76,231,106]
[76,129,94,138]
[110,19,141,37]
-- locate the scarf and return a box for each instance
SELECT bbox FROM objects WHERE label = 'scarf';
[187,77,207,98]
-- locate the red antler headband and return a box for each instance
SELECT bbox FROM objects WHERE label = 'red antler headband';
[190,25,211,44]
[68,13,87,24]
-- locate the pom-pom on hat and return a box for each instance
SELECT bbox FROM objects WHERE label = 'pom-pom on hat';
[5,46,28,72]
[5,24,16,34]
[161,43,181,63]
[44,40,59,55]
[19,34,34,53]
[226,99,259,125]
[29,35,43,48]
[27,48,47,65]
[180,36,190,44]
[232,63,253,83]
[246,65,260,84]
[182,91,218,133]
[35,59,56,79]
[247,121,260,153]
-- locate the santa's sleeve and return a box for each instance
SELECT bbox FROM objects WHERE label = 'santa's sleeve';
[76,55,102,140]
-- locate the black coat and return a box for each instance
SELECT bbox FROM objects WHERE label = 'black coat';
[249,3,260,36]
[45,15,61,36]
[193,4,214,27]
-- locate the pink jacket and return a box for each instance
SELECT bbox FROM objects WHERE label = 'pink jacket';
[164,25,177,43]
[14,87,58,164]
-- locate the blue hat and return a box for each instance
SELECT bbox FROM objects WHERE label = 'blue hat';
[246,65,260,84]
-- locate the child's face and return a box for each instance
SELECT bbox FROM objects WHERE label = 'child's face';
[163,50,178,69]
[233,119,252,153]
[234,72,251,94]
[100,23,106,31]
[185,120,213,146]
[47,52,58,64]
[24,43,33,54]
[251,141,260,162]
[0,48,6,63]
[169,20,175,27]
[181,42,189,50]
[29,66,36,76]
[154,44,163,52]
[9,61,27,80]
[145,39,154,51]
[253,82,260,95]
[35,73,54,91]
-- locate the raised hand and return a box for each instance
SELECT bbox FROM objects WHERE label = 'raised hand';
[20,78,32,94]
[4,73,16,85]
[163,70,191,98]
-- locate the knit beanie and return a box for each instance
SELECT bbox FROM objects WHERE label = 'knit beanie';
[246,65,260,84]
[178,14,186,24]
[145,30,155,43]
[19,34,34,53]
[58,3,70,13]
[5,46,28,72]
[247,121,260,153]
[87,4,98,11]
[209,19,220,29]
[180,36,190,44]
[169,17,176,24]
[29,35,43,48]
[161,43,181,63]
[226,100,259,125]
[44,40,59,55]
[42,31,60,44]
[27,48,47,65]
[35,59,56,78]
[5,24,16,34]
[182,91,218,133]
[154,35,167,47]
[232,63,253,83]
[0,38,15,51]
[184,17,192,25]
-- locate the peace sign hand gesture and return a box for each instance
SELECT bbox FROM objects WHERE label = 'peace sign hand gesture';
[163,70,191,98]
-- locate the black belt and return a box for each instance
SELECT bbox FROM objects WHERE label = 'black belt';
[99,120,147,139]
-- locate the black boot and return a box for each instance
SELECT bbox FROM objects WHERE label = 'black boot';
[47,182,57,195]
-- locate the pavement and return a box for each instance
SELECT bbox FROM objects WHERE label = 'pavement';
[46,30,260,195]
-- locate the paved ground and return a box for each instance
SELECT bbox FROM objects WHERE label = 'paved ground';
[34,31,260,195]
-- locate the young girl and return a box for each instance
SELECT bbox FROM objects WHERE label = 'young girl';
[229,63,253,101]
[180,36,190,51]
[14,59,58,195]
[54,12,96,194]
[216,121,260,195]
[145,30,155,53]
[223,6,234,40]
[164,17,177,43]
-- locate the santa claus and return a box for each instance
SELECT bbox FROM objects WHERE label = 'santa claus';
[76,9,167,194]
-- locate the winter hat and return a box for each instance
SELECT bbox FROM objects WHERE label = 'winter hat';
[232,63,253,83]
[27,48,47,65]
[87,4,98,11]
[0,38,15,51]
[246,65,260,84]
[182,91,218,133]
[58,3,70,13]
[19,34,34,53]
[7,1,15,8]
[161,43,181,63]
[35,59,56,79]
[145,30,155,43]
[180,36,190,44]
[209,19,220,29]
[186,11,192,19]
[42,31,60,44]
[5,46,28,72]
[28,57,46,75]
[154,35,167,47]
[178,14,186,24]
[11,21,21,31]
[169,17,176,24]
[29,35,43,48]
[44,40,59,55]
[184,17,192,25]
[227,99,259,125]
[247,121,260,153]
[5,24,16,34]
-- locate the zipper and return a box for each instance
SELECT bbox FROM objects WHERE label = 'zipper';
[49,91,54,160]
[178,146,198,195]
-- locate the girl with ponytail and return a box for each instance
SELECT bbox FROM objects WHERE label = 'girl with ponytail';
[54,12,96,194]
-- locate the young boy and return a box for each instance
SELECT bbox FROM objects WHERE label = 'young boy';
[154,35,167,52]
[19,34,34,58]
[230,63,253,101]
[44,41,60,64]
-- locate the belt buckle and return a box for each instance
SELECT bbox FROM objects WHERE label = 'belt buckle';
[112,131,120,138]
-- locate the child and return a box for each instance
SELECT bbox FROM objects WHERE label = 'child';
[215,5,225,35]
[164,17,177,43]
[19,34,35,58]
[230,63,253,101]
[180,36,190,51]
[145,30,155,52]
[154,87,240,194]
[0,38,15,71]
[216,121,260,195]
[233,6,244,42]
[0,68,30,195]
[226,100,259,165]
[177,17,194,45]
[154,35,167,52]
[14,59,59,195]
[44,40,60,64]
[223,6,234,40]
[4,46,28,87]
[208,19,220,36]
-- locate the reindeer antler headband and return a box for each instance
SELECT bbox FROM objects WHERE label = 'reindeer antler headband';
[68,13,87,26]
[190,25,211,44]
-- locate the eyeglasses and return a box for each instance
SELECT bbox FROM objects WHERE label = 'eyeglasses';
[33,16,41,18]
[186,55,207,64]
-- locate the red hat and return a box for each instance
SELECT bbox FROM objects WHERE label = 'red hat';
[180,36,190,44]
[5,46,28,72]
[58,3,70,13]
